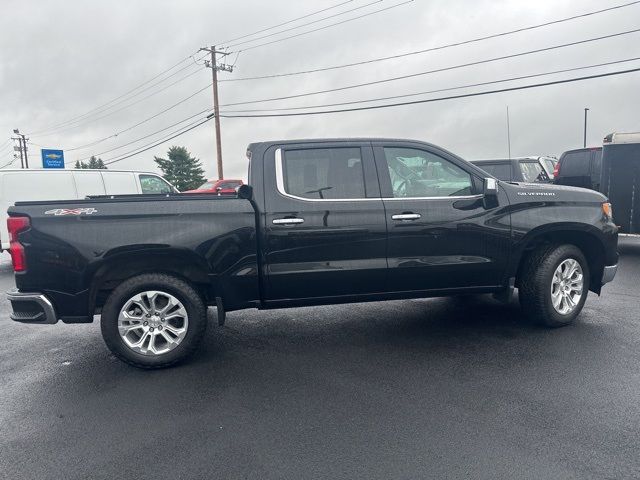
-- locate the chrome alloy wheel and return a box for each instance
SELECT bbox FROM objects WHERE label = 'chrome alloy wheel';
[117,290,189,356]
[551,259,584,315]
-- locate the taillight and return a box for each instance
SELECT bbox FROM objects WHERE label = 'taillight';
[7,216,30,272]
[553,162,560,178]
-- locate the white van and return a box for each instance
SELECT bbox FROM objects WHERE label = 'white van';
[1,169,177,250]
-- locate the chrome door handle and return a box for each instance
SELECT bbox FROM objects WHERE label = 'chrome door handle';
[391,213,421,221]
[272,217,305,225]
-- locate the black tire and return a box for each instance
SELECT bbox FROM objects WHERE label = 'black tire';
[518,244,590,327]
[101,273,207,369]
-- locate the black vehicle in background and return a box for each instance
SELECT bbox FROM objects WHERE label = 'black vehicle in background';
[554,147,602,190]
[6,138,619,368]
[471,157,552,183]
[601,132,640,234]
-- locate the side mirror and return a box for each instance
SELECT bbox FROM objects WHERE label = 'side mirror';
[215,186,223,192]
[483,177,498,196]
[236,184,253,200]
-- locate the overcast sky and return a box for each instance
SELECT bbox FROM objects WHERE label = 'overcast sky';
[1,0,639,181]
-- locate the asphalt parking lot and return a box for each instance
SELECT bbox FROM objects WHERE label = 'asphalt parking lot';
[1,238,639,480]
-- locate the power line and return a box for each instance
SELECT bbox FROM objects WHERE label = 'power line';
[225,0,384,49]
[233,0,414,53]
[220,57,640,113]
[33,68,210,140]
[96,67,640,167]
[103,116,214,166]
[0,157,18,169]
[218,0,354,45]
[220,28,640,107]
[30,60,206,137]
[29,54,198,135]
[63,83,211,152]
[69,109,212,163]
[217,67,640,118]
[220,0,640,82]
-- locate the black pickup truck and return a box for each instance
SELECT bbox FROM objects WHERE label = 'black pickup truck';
[7,139,619,368]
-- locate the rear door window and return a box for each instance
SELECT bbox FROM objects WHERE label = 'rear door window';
[281,147,366,199]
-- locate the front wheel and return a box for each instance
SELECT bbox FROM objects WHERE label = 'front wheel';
[101,273,207,368]
[518,244,590,327]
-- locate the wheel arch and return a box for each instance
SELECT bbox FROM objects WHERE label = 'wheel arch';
[88,248,214,314]
[511,224,606,294]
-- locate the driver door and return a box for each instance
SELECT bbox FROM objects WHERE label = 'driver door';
[373,142,511,292]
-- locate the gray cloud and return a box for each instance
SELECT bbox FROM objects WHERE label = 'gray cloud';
[1,0,639,180]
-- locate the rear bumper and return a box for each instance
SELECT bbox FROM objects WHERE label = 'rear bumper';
[6,289,58,324]
[602,264,618,285]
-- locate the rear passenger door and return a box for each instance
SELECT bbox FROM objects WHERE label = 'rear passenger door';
[263,142,388,301]
[373,142,512,292]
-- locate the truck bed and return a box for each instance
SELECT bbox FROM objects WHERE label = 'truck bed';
[9,194,259,321]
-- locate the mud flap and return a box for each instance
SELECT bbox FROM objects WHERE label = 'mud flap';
[215,296,226,326]
[492,277,515,303]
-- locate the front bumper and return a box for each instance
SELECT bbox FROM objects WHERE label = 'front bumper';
[7,289,58,324]
[602,264,618,285]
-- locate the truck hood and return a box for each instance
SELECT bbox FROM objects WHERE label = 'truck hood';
[502,181,608,203]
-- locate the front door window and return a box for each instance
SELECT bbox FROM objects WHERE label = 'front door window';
[383,147,473,197]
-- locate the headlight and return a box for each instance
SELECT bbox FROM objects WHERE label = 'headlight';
[602,202,613,220]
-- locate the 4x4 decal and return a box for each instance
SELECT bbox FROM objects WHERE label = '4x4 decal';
[45,208,98,216]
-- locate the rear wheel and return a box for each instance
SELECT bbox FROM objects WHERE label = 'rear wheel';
[518,244,590,327]
[101,273,207,368]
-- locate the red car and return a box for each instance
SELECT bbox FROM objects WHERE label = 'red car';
[184,179,244,194]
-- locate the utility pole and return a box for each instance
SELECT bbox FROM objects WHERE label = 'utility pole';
[583,108,589,148]
[12,129,28,169]
[200,46,233,180]
[13,137,24,169]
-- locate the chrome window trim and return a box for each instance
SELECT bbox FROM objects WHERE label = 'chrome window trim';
[275,148,483,203]
[275,148,375,202]
[381,194,483,201]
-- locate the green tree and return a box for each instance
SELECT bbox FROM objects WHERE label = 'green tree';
[74,156,107,169]
[153,146,206,191]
